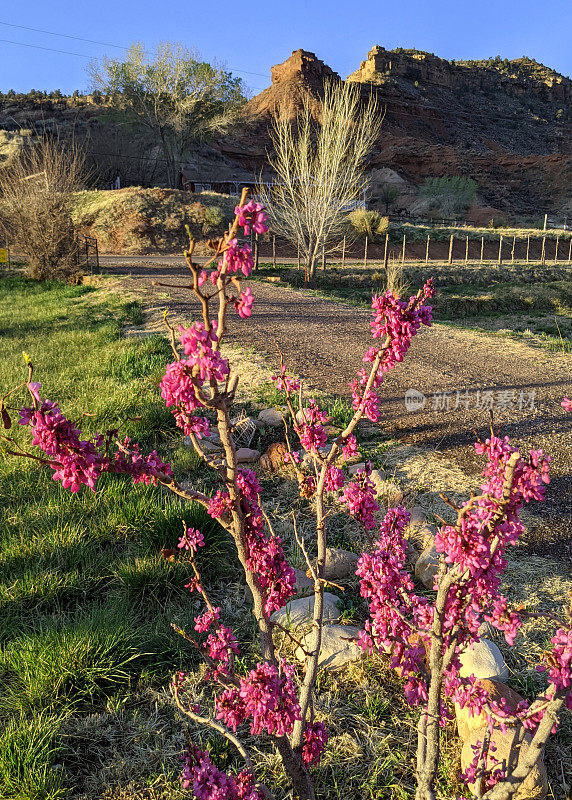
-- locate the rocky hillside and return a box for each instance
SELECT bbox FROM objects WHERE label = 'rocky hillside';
[224,48,571,217]
[1,46,571,218]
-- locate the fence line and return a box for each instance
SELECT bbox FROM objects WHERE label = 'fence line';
[250,232,572,267]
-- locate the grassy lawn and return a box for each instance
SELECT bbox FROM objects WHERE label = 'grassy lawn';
[251,262,572,352]
[0,276,569,800]
[0,277,233,799]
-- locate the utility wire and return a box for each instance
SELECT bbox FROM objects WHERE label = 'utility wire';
[0,20,271,79]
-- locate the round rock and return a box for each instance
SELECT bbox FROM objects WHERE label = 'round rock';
[270,592,341,630]
[459,640,509,682]
[414,542,440,589]
[236,447,260,463]
[258,408,285,427]
[295,625,364,670]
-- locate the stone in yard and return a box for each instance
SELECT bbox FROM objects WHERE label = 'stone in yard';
[455,679,524,741]
[258,408,285,427]
[270,592,341,629]
[296,625,364,670]
[293,568,314,594]
[348,462,366,476]
[459,640,508,682]
[200,439,223,453]
[414,542,440,588]
[236,448,260,463]
[307,548,359,581]
[259,442,288,472]
[461,727,548,799]
[408,505,426,526]
[323,424,341,437]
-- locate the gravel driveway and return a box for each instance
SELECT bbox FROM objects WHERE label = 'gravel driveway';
[105,257,571,558]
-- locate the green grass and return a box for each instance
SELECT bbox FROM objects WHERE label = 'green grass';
[0,277,234,798]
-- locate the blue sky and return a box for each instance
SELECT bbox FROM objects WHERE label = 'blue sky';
[0,0,570,94]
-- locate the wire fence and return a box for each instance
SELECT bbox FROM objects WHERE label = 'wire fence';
[249,231,572,269]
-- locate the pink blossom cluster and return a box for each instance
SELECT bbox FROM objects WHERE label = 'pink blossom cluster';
[221,239,254,277]
[181,745,264,800]
[111,437,173,486]
[302,721,329,766]
[271,365,300,393]
[178,527,205,553]
[234,200,268,236]
[561,397,572,412]
[207,469,296,616]
[357,505,431,704]
[160,322,229,438]
[540,628,572,711]
[216,661,301,737]
[460,739,504,788]
[350,280,435,421]
[19,384,172,491]
[356,435,569,751]
[340,467,380,530]
[19,392,105,492]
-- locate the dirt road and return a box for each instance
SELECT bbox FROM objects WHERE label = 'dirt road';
[106,259,571,557]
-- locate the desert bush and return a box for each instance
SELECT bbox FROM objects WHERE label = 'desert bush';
[4,196,570,800]
[0,137,86,281]
[347,208,382,239]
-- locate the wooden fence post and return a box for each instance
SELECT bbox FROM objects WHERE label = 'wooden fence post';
[272,235,276,268]
[341,235,346,269]
[448,234,454,265]
[401,234,406,265]
[480,236,484,263]
[541,236,546,264]
[296,241,300,270]
[554,235,559,264]
[425,234,430,265]
[364,236,368,268]
[526,235,530,263]
[568,237,572,264]
[465,235,469,265]
[497,235,503,265]
[511,236,515,263]
[383,233,389,268]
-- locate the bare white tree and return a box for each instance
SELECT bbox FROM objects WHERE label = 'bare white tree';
[258,80,381,284]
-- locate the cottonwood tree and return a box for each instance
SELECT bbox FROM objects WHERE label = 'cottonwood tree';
[258,80,381,285]
[90,43,246,188]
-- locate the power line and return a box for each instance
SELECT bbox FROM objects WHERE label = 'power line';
[0,20,271,80]
[0,37,93,59]
[0,20,125,50]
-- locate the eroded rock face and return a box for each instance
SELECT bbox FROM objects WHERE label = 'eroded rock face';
[271,49,340,87]
[461,727,548,799]
[259,442,288,472]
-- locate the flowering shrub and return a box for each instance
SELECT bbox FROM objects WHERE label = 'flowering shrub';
[357,433,571,800]
[3,191,570,800]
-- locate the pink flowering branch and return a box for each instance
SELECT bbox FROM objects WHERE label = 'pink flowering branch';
[357,426,570,800]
